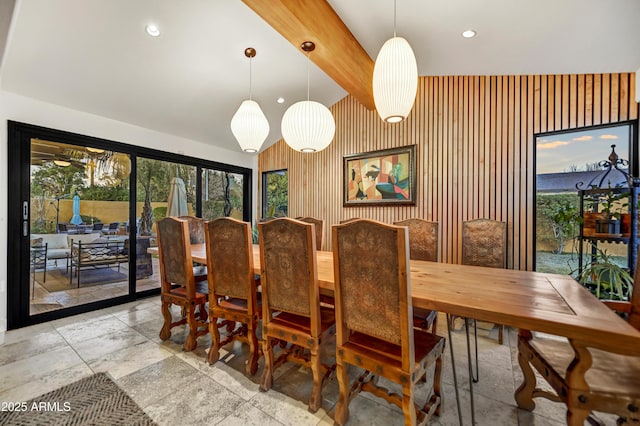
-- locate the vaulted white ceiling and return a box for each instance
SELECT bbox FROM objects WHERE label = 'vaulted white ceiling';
[1,0,639,154]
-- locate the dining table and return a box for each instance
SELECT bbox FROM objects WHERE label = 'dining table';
[148,243,640,423]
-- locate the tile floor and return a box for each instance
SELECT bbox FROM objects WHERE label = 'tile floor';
[29,259,161,315]
[0,298,614,425]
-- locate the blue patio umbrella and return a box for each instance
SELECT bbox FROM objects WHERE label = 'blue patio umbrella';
[70,194,83,225]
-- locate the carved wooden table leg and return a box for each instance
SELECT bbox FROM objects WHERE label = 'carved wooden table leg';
[515,329,537,411]
[565,339,593,426]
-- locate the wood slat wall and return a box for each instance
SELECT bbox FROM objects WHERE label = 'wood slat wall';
[258,73,639,270]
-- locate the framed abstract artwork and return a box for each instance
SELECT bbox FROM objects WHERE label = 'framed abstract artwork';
[343,145,417,206]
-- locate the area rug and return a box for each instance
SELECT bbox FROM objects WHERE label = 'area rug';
[0,372,156,425]
[36,268,128,293]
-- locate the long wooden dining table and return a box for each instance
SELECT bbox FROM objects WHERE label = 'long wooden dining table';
[149,243,640,420]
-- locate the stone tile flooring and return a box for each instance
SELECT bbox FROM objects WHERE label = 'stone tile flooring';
[0,298,614,425]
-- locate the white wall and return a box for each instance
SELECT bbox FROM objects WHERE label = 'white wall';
[0,90,259,332]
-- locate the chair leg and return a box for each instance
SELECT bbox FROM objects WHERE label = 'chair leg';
[246,320,259,376]
[334,360,350,426]
[498,324,504,345]
[433,353,444,416]
[260,336,274,392]
[183,304,198,351]
[401,381,418,425]
[308,345,322,413]
[159,300,172,340]
[207,315,221,365]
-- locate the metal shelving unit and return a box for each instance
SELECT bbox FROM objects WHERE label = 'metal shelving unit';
[577,145,639,275]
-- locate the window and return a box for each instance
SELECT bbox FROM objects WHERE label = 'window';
[262,169,288,218]
[535,122,636,274]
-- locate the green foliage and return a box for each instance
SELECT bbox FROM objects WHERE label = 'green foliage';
[79,215,101,225]
[591,187,629,221]
[575,246,633,301]
[31,163,86,198]
[264,171,288,217]
[153,206,167,222]
[536,193,581,254]
[81,184,129,201]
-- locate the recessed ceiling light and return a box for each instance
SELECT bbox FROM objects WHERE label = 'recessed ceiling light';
[53,160,71,167]
[462,30,476,38]
[145,24,160,37]
[277,97,285,104]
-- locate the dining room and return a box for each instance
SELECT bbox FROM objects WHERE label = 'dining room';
[1,0,640,425]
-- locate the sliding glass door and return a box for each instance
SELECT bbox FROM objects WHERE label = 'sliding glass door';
[7,121,252,329]
[29,140,131,315]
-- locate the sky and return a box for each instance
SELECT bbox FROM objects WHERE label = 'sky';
[536,125,630,175]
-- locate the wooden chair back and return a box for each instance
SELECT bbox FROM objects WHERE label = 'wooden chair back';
[333,219,413,364]
[179,216,205,244]
[157,217,196,298]
[340,218,359,224]
[394,218,439,262]
[297,217,324,251]
[258,218,319,321]
[205,217,254,302]
[462,219,507,268]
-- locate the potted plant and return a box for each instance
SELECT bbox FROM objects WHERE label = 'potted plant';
[575,246,633,301]
[593,187,629,235]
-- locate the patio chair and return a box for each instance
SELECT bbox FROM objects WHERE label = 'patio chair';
[104,222,120,236]
[30,240,47,299]
[332,219,445,425]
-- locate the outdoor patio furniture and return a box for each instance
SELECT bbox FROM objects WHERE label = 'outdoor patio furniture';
[68,239,128,287]
[30,241,48,299]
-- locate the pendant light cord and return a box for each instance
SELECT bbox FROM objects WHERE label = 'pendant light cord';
[249,56,253,101]
[393,0,397,37]
[306,51,310,102]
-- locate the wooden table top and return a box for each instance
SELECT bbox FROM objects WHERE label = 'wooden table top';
[149,244,640,355]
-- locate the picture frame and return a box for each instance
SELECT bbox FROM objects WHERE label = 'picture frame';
[343,145,417,206]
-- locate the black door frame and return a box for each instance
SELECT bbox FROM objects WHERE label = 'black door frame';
[7,121,253,329]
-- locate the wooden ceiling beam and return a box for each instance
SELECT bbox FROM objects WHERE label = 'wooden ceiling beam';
[242,0,375,111]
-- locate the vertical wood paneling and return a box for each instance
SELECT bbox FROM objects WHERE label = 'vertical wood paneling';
[258,73,639,270]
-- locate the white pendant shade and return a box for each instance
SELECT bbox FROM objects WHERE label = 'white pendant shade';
[281,100,335,152]
[373,36,418,123]
[230,99,270,153]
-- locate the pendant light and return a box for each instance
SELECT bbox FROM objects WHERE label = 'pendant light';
[281,41,335,153]
[231,47,270,153]
[373,0,418,123]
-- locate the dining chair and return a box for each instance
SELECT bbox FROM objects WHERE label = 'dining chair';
[516,258,640,425]
[394,218,439,334]
[339,218,359,224]
[178,216,207,282]
[296,217,324,251]
[204,217,262,375]
[157,217,208,351]
[457,218,507,385]
[461,218,507,343]
[258,217,336,413]
[332,219,446,425]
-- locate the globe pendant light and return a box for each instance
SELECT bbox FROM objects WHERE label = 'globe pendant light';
[231,47,270,153]
[281,41,335,153]
[373,0,418,123]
